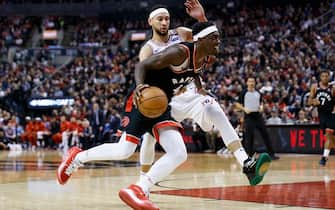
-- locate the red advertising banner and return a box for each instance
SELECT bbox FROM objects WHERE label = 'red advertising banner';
[254,125,327,154]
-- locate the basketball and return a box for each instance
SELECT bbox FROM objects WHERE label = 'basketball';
[137,86,168,118]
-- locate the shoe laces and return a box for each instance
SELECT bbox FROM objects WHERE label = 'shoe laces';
[132,185,148,200]
[243,155,258,176]
[245,154,257,168]
[137,190,147,200]
[65,159,83,176]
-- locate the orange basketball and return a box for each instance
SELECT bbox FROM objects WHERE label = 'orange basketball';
[137,86,168,118]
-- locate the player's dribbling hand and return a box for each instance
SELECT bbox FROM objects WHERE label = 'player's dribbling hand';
[134,84,149,108]
[185,0,207,22]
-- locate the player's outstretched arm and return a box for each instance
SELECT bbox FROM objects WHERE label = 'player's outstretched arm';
[135,45,188,86]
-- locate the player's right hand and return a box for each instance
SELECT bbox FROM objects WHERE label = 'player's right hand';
[185,0,207,22]
[244,108,251,114]
[134,84,149,108]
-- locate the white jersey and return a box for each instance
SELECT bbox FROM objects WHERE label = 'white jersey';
[145,30,183,54]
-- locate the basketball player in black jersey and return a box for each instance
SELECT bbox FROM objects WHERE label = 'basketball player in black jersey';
[118,22,220,210]
[58,22,271,210]
[57,22,218,210]
[308,70,335,166]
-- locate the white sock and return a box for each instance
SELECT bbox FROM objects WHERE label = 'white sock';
[136,128,187,193]
[136,172,154,196]
[233,147,249,167]
[323,149,330,157]
[75,133,137,163]
[139,171,147,183]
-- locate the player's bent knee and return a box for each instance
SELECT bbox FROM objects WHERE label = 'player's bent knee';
[200,102,222,130]
[120,141,137,159]
[203,101,221,114]
[173,149,187,164]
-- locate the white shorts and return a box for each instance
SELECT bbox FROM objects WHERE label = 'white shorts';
[170,84,217,132]
[170,85,239,144]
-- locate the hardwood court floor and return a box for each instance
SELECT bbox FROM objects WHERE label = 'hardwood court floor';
[0,150,334,210]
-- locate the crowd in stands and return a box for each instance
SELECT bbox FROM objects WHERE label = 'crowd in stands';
[0,0,334,152]
[0,17,35,61]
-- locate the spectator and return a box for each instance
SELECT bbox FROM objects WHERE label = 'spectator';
[280,111,294,124]
[266,109,282,125]
[295,110,309,124]
[80,119,94,150]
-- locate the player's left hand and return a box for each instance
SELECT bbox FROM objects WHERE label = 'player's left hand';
[185,0,207,22]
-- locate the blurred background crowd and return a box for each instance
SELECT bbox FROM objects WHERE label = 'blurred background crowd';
[0,0,334,153]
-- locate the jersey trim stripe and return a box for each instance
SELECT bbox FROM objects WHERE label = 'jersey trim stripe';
[125,134,140,145]
[152,120,183,143]
[125,92,134,112]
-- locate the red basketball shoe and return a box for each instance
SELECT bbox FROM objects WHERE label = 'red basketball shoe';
[57,146,83,185]
[119,184,159,210]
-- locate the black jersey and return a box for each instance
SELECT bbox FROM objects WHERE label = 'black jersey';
[144,42,204,100]
[315,84,335,114]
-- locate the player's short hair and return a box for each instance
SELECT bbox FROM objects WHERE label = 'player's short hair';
[150,4,168,13]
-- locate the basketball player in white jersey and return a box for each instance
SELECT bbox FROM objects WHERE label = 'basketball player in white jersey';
[138,2,271,187]
[138,0,208,174]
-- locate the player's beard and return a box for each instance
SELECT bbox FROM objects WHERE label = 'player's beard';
[154,28,168,36]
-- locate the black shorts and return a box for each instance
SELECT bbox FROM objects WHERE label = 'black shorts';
[325,113,335,132]
[319,113,333,132]
[119,93,182,145]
